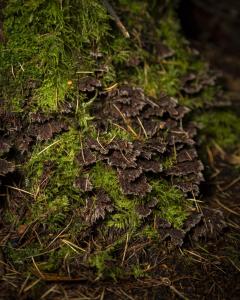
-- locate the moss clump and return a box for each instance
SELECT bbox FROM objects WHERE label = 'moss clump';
[150,180,189,228]
[90,163,140,230]
[111,2,212,101]
[89,236,126,279]
[25,128,83,228]
[7,242,42,267]
[196,110,240,150]
[0,0,109,111]
[90,163,189,230]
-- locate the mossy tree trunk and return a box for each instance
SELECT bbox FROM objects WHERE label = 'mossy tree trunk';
[1,1,235,298]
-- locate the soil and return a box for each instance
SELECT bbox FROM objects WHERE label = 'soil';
[0,1,240,299]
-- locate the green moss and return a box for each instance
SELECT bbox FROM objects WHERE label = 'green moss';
[90,162,121,200]
[6,240,80,274]
[150,180,189,228]
[90,124,136,143]
[131,264,146,278]
[196,111,240,150]
[106,126,136,141]
[89,231,128,279]
[90,250,113,277]
[111,2,213,104]
[141,224,159,240]
[0,0,109,111]
[25,128,83,228]
[89,248,123,280]
[6,242,42,267]
[162,156,176,170]
[90,162,140,230]
[134,63,180,98]
[118,0,147,15]
[179,86,217,109]
[39,245,77,272]
[0,0,217,114]
[90,163,189,230]
[3,210,20,227]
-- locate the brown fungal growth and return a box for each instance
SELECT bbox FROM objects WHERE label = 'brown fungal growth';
[117,167,143,183]
[0,80,206,261]
[0,139,11,155]
[181,71,219,95]
[74,176,93,192]
[120,174,152,197]
[88,84,205,198]
[84,189,114,224]
[76,148,97,166]
[78,76,102,92]
[0,159,15,176]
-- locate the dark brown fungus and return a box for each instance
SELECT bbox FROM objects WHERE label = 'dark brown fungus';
[0,159,15,176]
[28,120,68,141]
[0,139,11,155]
[84,189,113,224]
[76,149,97,167]
[166,160,204,176]
[183,212,203,233]
[117,167,143,182]
[168,130,195,146]
[192,208,226,241]
[74,176,93,192]
[120,175,151,196]
[15,135,33,153]
[107,149,139,169]
[177,148,198,163]
[137,158,162,173]
[86,137,109,155]
[156,42,175,60]
[136,205,152,218]
[29,112,52,123]
[173,182,200,195]
[78,76,101,92]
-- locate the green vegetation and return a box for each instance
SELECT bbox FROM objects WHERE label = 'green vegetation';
[113,2,212,101]
[0,0,217,111]
[150,180,189,228]
[25,128,83,229]
[1,0,214,284]
[196,110,240,150]
[0,0,109,111]
[90,163,189,230]
[180,85,218,109]
[90,163,140,230]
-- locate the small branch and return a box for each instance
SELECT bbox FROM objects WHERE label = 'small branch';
[121,233,129,265]
[101,0,130,38]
